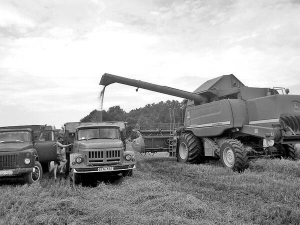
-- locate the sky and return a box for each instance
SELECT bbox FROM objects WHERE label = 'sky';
[1,0,300,128]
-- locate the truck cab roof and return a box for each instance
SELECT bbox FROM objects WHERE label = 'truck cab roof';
[77,124,120,129]
[0,128,32,132]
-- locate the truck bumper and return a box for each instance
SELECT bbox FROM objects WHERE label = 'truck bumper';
[73,164,136,173]
[0,168,34,177]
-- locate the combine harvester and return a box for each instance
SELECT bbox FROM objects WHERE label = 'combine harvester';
[100,73,300,171]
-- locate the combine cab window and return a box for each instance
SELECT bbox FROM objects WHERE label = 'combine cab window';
[0,131,31,143]
[78,127,120,140]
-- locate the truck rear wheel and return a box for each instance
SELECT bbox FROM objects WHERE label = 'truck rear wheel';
[24,161,43,184]
[220,139,248,172]
[177,132,204,163]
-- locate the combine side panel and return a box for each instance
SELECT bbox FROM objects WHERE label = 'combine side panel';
[241,94,300,142]
[246,95,281,126]
[246,95,300,133]
[228,99,248,128]
[185,99,234,137]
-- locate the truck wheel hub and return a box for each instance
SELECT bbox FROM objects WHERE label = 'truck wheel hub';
[32,166,41,181]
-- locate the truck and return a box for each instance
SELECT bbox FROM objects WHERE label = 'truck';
[100,73,300,171]
[64,122,136,184]
[0,125,58,183]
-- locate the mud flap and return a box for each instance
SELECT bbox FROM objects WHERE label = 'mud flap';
[132,136,145,153]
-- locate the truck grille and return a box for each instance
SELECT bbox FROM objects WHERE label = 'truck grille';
[0,154,18,168]
[281,115,300,134]
[87,150,121,164]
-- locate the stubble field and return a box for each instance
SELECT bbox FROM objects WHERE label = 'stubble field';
[1,145,300,225]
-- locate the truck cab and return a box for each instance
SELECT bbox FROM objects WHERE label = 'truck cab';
[0,126,57,184]
[69,122,136,184]
[0,128,41,184]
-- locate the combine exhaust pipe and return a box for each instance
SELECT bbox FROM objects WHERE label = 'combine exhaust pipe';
[100,73,207,103]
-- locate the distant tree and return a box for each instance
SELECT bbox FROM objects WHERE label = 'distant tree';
[80,110,102,122]
[104,106,126,121]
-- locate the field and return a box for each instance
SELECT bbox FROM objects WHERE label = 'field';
[1,146,300,225]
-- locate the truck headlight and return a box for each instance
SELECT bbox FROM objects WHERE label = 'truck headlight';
[125,154,132,161]
[75,156,83,164]
[24,158,31,164]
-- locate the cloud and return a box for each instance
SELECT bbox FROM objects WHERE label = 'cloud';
[1,0,300,128]
[0,3,35,29]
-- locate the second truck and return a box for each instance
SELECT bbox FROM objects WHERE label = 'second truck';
[64,121,136,184]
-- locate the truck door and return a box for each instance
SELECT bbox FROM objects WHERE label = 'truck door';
[34,130,57,162]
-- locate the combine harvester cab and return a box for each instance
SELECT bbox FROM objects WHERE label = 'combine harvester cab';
[100,73,300,171]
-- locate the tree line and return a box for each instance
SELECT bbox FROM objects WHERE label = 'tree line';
[80,100,186,134]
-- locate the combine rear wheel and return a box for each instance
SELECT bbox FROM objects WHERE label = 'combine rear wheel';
[283,144,300,159]
[220,139,248,172]
[177,132,204,163]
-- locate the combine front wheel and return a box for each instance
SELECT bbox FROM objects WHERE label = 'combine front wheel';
[220,139,248,172]
[177,132,204,164]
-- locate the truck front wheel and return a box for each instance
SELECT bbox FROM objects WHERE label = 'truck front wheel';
[220,139,248,172]
[122,169,133,177]
[24,161,43,184]
[71,169,82,185]
[177,132,204,164]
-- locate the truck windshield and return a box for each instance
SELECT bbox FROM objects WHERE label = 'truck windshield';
[0,131,31,143]
[77,127,120,140]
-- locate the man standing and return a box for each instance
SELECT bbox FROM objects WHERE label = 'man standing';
[53,137,72,179]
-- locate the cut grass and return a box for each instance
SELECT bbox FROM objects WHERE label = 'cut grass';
[0,151,300,225]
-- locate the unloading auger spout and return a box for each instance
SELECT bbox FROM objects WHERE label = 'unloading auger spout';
[100,73,207,103]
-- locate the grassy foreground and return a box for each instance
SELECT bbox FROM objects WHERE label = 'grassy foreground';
[0,151,300,225]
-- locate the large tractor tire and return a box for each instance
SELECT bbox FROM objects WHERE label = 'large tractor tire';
[283,144,300,159]
[220,139,248,172]
[24,161,43,184]
[177,132,204,164]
